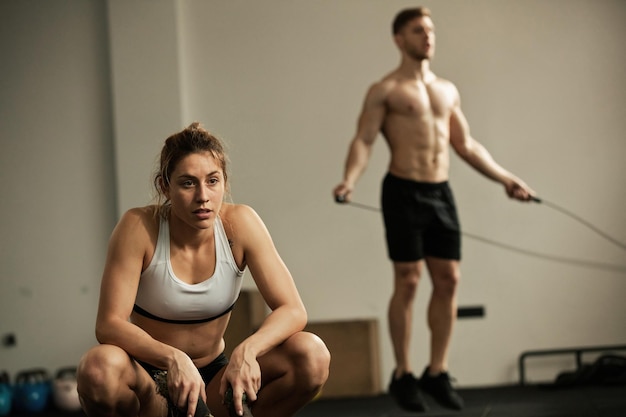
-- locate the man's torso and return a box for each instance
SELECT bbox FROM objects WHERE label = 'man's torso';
[379,72,458,182]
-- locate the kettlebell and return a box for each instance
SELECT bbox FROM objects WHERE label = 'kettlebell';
[52,367,81,412]
[13,368,51,413]
[0,371,12,416]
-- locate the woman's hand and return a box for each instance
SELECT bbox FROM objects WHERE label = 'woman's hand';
[220,345,260,416]
[167,352,207,417]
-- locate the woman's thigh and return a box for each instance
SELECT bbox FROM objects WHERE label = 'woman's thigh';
[77,344,166,417]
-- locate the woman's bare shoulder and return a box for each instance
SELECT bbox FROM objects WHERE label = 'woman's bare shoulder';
[114,205,160,239]
[219,203,261,227]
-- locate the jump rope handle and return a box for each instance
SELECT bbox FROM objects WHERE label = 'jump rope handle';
[196,387,253,417]
[335,194,346,204]
[195,398,211,417]
[225,386,253,417]
[195,386,253,417]
[531,196,542,203]
[153,370,215,417]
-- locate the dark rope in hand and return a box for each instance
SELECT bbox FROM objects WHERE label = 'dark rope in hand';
[335,196,626,273]
[532,196,626,251]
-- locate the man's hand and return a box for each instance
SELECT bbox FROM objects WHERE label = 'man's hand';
[504,178,535,202]
[333,182,353,203]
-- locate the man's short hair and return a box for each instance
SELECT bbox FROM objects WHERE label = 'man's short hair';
[392,7,432,34]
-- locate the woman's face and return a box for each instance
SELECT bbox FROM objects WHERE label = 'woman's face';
[164,151,226,229]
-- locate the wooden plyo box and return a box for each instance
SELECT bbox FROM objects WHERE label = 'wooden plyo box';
[305,319,381,398]
[224,291,382,398]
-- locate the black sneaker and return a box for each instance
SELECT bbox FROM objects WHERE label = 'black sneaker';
[419,367,464,410]
[388,371,427,412]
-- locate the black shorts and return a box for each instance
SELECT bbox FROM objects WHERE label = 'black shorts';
[137,352,228,385]
[381,173,461,262]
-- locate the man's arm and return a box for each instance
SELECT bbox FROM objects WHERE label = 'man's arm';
[334,82,388,201]
[449,94,534,201]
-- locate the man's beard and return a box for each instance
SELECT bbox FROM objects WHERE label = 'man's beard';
[407,47,433,62]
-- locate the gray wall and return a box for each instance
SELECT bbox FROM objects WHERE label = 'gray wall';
[0,1,115,372]
[1,0,625,388]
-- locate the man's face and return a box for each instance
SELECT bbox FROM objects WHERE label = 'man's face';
[395,16,436,61]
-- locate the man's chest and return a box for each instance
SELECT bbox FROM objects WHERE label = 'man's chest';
[386,81,455,118]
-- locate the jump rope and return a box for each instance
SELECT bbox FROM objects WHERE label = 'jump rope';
[335,195,626,273]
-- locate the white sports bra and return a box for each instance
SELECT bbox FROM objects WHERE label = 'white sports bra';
[133,215,245,324]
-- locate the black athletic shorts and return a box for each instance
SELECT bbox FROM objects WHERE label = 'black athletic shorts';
[381,173,461,262]
[137,352,228,385]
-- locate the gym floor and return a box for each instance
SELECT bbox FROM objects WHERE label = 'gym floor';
[14,383,626,417]
[297,384,626,417]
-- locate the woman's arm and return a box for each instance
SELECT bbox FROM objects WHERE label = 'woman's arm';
[95,207,206,414]
[221,205,307,402]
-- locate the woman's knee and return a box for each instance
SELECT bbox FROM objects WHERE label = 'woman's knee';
[77,345,132,400]
[285,332,331,389]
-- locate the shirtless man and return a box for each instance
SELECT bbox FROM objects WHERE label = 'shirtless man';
[333,7,534,412]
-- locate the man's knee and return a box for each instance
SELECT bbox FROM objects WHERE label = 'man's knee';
[393,262,422,296]
[425,258,460,296]
[431,270,460,297]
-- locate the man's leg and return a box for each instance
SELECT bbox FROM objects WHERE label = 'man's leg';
[420,256,464,410]
[387,260,427,412]
[205,332,330,417]
[77,344,167,417]
[388,260,423,377]
[425,257,460,373]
